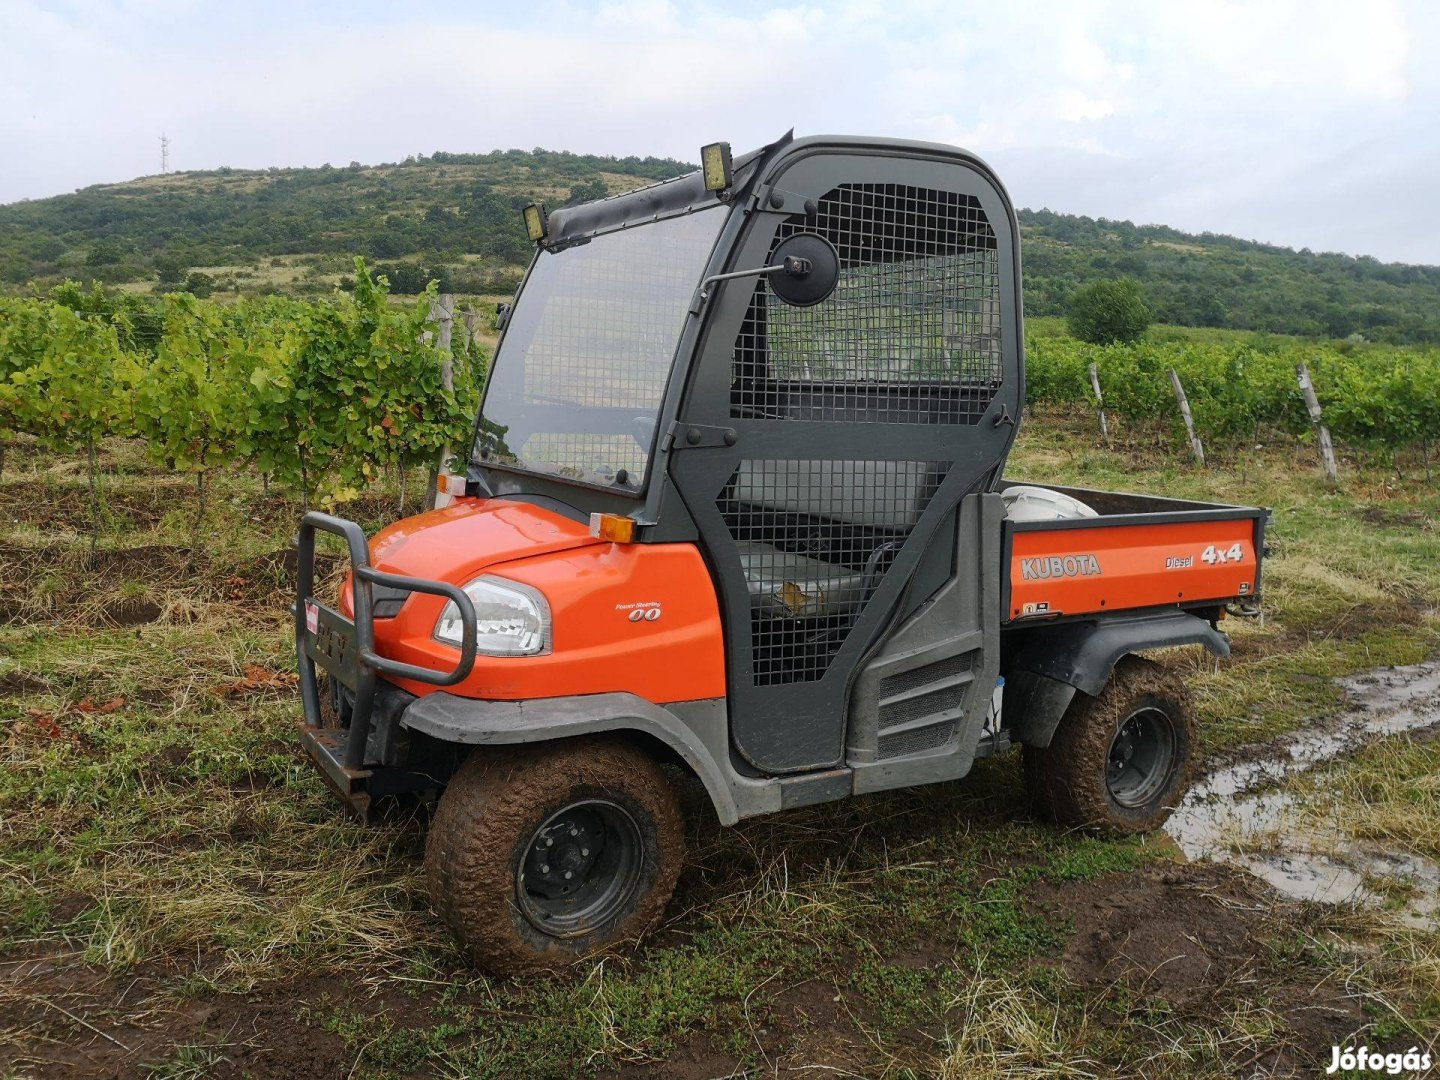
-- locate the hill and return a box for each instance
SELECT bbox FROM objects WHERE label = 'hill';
[1018,210,1440,343]
[2,149,1439,344]
[0,149,694,299]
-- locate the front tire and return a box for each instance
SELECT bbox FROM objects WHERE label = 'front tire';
[425,738,684,974]
[1023,656,1196,834]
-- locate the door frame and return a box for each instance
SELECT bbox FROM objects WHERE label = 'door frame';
[665,141,1025,774]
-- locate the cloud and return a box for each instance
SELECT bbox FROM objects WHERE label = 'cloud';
[0,0,1435,262]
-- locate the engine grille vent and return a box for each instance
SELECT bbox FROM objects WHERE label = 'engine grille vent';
[875,653,975,759]
[877,654,970,717]
[881,684,965,729]
[879,722,955,759]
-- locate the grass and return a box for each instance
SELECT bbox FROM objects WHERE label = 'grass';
[1,408,1438,1077]
[140,1042,229,1079]
[1250,735,1440,1045]
[1299,739,1440,864]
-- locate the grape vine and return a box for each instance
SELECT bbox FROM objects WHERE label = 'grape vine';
[0,260,487,519]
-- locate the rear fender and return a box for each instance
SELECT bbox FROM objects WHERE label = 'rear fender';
[1006,610,1228,748]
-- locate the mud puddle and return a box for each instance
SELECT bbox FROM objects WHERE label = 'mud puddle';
[1165,659,1440,920]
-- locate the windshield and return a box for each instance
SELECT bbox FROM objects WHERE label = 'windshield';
[473,206,726,491]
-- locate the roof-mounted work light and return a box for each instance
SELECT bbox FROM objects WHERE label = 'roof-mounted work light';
[701,142,733,192]
[522,203,548,243]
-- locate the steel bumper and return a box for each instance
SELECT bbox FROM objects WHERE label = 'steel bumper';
[294,510,478,816]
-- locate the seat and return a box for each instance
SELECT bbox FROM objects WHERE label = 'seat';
[728,459,940,621]
[736,541,870,620]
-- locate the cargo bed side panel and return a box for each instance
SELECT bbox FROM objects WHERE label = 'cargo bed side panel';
[1005,516,1259,621]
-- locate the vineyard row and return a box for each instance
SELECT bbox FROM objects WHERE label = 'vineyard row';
[1027,335,1440,462]
[0,263,486,508]
[2,271,1439,514]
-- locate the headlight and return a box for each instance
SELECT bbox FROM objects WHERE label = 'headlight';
[434,576,550,656]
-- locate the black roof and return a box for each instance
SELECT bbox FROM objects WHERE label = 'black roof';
[542,132,791,248]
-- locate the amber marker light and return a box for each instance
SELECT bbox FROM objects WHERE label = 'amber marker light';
[589,513,636,543]
[437,473,469,498]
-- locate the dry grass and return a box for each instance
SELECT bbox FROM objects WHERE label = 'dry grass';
[934,970,1104,1079]
[1296,739,1440,864]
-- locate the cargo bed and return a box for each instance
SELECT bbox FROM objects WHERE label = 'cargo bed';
[999,484,1267,624]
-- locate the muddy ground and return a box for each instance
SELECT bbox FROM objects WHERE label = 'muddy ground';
[6,652,1436,1079]
[1170,660,1440,908]
[3,427,1439,1078]
[0,855,1383,1079]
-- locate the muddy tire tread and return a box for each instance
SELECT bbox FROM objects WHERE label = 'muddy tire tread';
[1023,655,1195,835]
[425,738,683,975]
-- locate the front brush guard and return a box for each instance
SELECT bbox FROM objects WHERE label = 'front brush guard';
[295,511,477,812]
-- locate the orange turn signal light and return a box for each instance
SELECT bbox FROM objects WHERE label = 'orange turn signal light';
[437,473,469,497]
[589,512,636,543]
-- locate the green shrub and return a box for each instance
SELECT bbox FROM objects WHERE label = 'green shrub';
[1066,278,1151,345]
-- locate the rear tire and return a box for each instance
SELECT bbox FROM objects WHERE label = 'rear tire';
[1023,656,1195,834]
[425,738,684,974]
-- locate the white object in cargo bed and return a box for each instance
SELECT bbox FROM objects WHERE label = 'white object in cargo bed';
[1001,485,1099,522]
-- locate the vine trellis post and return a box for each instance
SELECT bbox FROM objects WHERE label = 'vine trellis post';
[424,293,456,511]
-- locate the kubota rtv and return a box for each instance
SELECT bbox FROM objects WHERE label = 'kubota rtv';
[296,133,1266,973]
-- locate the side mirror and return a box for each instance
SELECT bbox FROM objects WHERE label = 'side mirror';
[767,234,839,308]
[694,232,840,309]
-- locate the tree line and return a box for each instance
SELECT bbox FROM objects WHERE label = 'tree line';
[1020,209,1440,344]
[3,151,1440,343]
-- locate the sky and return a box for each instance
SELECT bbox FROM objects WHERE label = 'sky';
[2,0,1438,264]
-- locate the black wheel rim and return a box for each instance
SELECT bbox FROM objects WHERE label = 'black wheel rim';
[1106,706,1177,808]
[516,799,643,938]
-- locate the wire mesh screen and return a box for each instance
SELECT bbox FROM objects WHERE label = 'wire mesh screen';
[719,459,945,684]
[731,183,1002,424]
[474,207,725,489]
[876,654,972,759]
[878,720,956,759]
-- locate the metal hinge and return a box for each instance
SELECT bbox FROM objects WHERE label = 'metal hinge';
[751,184,816,216]
[661,421,738,451]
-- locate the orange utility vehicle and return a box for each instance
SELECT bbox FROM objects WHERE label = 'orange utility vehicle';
[296,133,1266,973]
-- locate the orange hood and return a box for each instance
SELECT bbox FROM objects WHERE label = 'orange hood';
[367,497,601,584]
[336,496,726,705]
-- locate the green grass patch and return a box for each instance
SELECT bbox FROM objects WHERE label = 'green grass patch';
[2,420,1437,1075]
